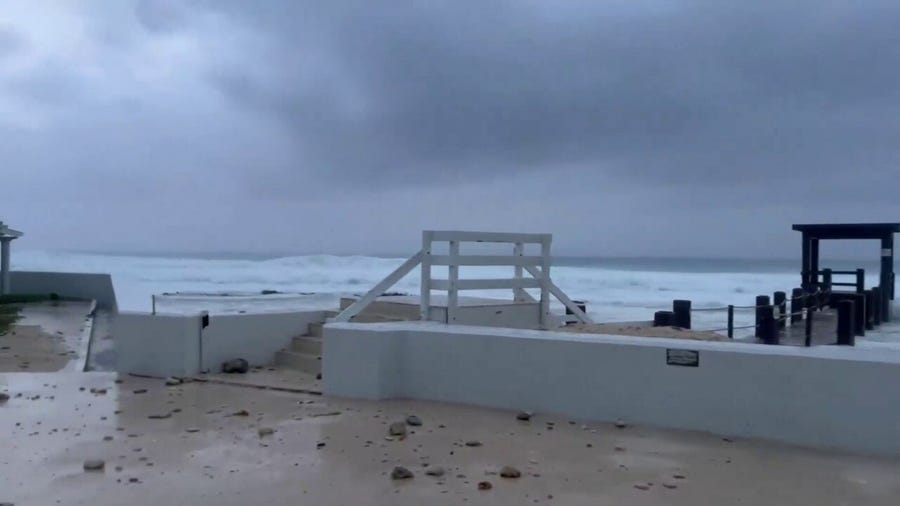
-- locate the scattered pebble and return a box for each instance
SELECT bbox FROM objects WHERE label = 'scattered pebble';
[663,482,678,489]
[0,392,8,403]
[500,466,521,478]
[516,411,532,421]
[258,427,275,437]
[425,466,446,477]
[389,422,408,437]
[478,481,493,490]
[406,415,422,426]
[614,419,628,429]
[391,466,414,480]
[83,459,105,472]
[103,436,114,441]
[634,484,650,491]
[230,409,250,417]
[165,377,182,386]
[132,389,147,394]
[673,474,686,480]
[186,428,201,433]
[465,440,482,447]
[148,413,171,420]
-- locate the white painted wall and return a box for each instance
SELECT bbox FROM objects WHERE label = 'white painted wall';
[201,310,325,371]
[114,312,202,377]
[114,310,325,377]
[323,321,900,456]
[10,271,118,311]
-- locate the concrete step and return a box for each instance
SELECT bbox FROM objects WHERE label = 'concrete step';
[307,322,324,338]
[324,310,340,318]
[274,349,321,375]
[290,336,322,354]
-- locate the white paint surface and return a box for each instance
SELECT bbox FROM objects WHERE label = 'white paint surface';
[323,321,900,456]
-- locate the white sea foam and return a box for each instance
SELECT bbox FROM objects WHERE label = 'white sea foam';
[15,250,845,337]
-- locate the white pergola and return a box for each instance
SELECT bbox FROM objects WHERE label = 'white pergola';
[0,221,23,295]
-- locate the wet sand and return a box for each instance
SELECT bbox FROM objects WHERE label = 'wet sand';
[2,372,899,505]
[559,322,729,341]
[0,301,93,373]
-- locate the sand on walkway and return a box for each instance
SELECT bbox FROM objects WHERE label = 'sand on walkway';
[0,301,93,372]
[558,322,730,341]
[2,371,899,505]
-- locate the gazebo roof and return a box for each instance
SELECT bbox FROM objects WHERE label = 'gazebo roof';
[792,223,900,240]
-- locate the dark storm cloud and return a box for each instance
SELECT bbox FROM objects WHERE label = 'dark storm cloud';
[200,0,900,195]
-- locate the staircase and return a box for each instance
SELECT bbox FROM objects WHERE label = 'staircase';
[273,310,406,375]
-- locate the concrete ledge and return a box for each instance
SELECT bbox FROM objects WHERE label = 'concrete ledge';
[10,271,118,311]
[323,321,900,456]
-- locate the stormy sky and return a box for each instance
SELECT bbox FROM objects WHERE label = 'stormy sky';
[0,1,898,257]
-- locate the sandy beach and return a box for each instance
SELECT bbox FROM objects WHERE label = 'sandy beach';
[557,322,730,341]
[2,371,900,505]
[0,301,92,373]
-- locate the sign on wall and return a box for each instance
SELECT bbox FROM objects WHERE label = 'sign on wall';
[666,349,699,367]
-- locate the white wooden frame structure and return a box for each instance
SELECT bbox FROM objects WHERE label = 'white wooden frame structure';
[332,231,592,329]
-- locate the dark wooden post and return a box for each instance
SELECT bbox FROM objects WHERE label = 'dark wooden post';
[836,299,855,346]
[882,235,894,322]
[856,268,865,294]
[850,293,866,337]
[873,286,882,326]
[755,295,770,338]
[727,305,734,338]
[822,268,833,290]
[805,306,813,347]
[790,288,804,324]
[810,238,820,287]
[672,300,691,329]
[760,305,778,344]
[864,290,875,330]
[653,311,674,327]
[801,233,811,288]
[774,291,786,329]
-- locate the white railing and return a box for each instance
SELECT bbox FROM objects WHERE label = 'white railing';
[332,230,592,328]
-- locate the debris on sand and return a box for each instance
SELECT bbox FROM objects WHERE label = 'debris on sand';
[83,459,105,472]
[222,358,249,374]
[229,409,250,417]
[425,466,445,477]
[465,440,482,447]
[663,482,678,489]
[406,415,422,426]
[258,427,275,437]
[478,481,493,490]
[0,392,8,403]
[165,377,182,386]
[391,466,414,480]
[500,466,521,478]
[389,422,408,437]
[614,419,628,429]
[516,411,532,421]
[148,413,172,420]
[132,389,148,395]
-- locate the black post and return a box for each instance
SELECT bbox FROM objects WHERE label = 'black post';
[822,268,833,308]
[653,311,674,327]
[774,291,786,329]
[852,293,866,337]
[864,290,875,331]
[805,306,813,347]
[856,268,865,294]
[672,300,691,329]
[727,305,734,338]
[873,286,882,326]
[801,233,811,289]
[811,238,820,288]
[761,306,778,345]
[837,299,855,346]
[882,235,894,322]
[755,295,770,338]
[791,288,804,324]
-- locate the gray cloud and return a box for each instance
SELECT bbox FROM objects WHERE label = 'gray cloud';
[0,1,897,256]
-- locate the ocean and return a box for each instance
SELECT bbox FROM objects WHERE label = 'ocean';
[9,250,889,338]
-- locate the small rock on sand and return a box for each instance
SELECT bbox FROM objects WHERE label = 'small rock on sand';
[634,484,650,491]
[465,440,482,447]
[406,415,422,426]
[663,482,678,489]
[425,466,445,477]
[230,409,250,417]
[614,419,628,429]
[83,459,105,471]
[478,481,493,490]
[0,392,8,403]
[500,466,521,478]
[391,466,414,480]
[147,413,171,420]
[165,377,182,386]
[516,411,532,421]
[132,389,147,395]
[258,427,275,437]
[389,422,408,437]
[186,428,200,433]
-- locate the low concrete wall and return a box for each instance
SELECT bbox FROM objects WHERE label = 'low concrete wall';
[10,271,118,311]
[201,310,325,371]
[114,310,325,377]
[323,322,900,456]
[114,312,202,377]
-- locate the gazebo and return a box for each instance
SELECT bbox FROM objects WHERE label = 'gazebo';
[0,221,23,295]
[792,222,897,321]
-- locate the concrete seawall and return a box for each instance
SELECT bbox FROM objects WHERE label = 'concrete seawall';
[323,321,900,456]
[10,271,118,311]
